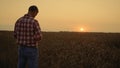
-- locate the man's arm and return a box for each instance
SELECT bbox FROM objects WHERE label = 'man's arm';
[14,22,18,39]
[33,20,42,41]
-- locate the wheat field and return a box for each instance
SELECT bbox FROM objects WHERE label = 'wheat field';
[0,31,120,68]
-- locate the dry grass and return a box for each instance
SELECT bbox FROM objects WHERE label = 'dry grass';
[0,31,120,68]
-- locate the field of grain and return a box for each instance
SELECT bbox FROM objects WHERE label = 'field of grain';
[0,31,120,68]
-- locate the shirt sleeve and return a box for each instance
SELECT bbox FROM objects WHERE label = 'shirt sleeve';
[14,21,18,39]
[33,20,42,41]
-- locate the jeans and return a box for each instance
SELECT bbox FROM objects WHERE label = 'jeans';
[18,45,39,68]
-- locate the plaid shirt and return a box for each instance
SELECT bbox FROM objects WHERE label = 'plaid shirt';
[14,14,42,46]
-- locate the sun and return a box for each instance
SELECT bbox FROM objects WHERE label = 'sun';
[74,26,87,32]
[80,28,84,32]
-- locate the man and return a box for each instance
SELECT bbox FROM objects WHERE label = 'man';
[14,5,42,68]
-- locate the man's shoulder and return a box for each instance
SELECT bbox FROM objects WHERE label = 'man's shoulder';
[34,19,38,23]
[31,19,39,24]
[16,16,24,22]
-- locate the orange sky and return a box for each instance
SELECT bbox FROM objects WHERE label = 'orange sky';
[0,0,120,32]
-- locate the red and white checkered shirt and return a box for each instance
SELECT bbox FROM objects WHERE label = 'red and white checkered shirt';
[14,14,42,46]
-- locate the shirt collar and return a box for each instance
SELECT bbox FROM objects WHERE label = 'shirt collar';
[24,14,34,18]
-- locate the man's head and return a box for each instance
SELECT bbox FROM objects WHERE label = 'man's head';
[28,5,39,18]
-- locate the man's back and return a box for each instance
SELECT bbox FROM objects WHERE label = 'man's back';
[14,14,41,46]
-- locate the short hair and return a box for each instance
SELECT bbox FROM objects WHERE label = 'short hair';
[28,5,39,12]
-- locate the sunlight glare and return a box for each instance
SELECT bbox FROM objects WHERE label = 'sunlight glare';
[80,27,84,32]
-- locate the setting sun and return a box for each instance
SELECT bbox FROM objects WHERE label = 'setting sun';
[80,28,85,32]
[73,27,86,32]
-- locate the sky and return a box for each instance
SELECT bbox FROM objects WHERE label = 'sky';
[0,0,120,32]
